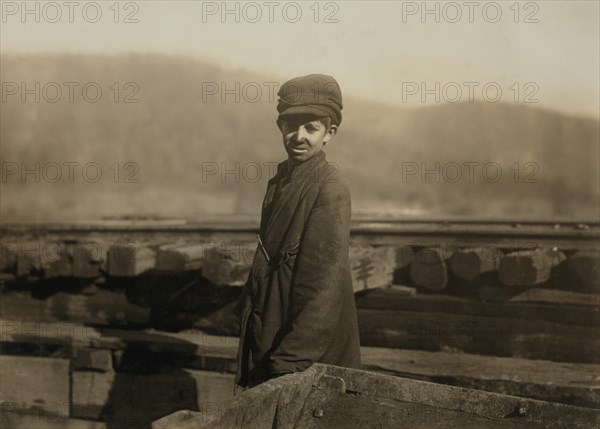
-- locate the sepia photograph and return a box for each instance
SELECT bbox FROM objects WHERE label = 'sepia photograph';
[1,1,599,428]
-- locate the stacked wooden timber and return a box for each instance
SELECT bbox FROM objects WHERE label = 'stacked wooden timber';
[1,221,599,427]
[2,236,599,294]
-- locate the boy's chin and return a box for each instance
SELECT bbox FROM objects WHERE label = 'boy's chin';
[288,152,312,163]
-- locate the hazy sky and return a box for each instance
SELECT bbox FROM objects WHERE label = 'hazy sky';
[2,1,599,117]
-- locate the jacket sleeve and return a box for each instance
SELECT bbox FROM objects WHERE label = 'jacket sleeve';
[268,179,352,374]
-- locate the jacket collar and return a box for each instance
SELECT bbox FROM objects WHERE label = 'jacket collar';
[262,151,328,238]
[275,150,327,183]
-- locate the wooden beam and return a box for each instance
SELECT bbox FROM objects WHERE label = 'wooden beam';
[357,308,600,364]
[509,288,600,306]
[201,244,252,286]
[450,247,502,281]
[410,247,455,291]
[356,288,600,326]
[0,355,70,417]
[0,288,151,327]
[155,244,207,271]
[498,248,566,287]
[43,243,73,278]
[72,243,103,278]
[360,347,600,409]
[107,243,156,277]
[349,245,395,291]
[563,250,600,293]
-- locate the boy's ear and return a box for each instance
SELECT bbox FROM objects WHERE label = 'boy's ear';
[323,124,338,144]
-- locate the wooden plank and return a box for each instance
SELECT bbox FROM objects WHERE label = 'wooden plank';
[479,285,528,302]
[72,242,103,278]
[357,308,600,363]
[43,243,73,278]
[409,247,455,291]
[153,365,321,429]
[154,364,600,429]
[296,384,542,429]
[0,355,70,417]
[72,370,115,419]
[325,365,600,429]
[563,250,600,293]
[0,287,151,327]
[0,413,107,429]
[450,247,502,281]
[201,245,252,286]
[185,370,236,409]
[75,348,113,371]
[155,244,207,271]
[388,284,417,295]
[104,372,199,428]
[499,248,566,287]
[15,242,45,277]
[107,243,156,277]
[0,319,238,361]
[392,245,415,285]
[0,242,18,271]
[349,245,395,291]
[510,288,600,306]
[360,347,600,409]
[356,288,600,326]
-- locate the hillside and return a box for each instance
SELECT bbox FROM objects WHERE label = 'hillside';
[1,53,598,221]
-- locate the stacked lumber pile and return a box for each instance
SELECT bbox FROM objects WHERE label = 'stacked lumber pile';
[1,225,599,426]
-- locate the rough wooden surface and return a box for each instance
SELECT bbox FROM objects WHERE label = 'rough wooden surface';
[360,347,600,408]
[201,245,252,286]
[356,288,600,326]
[0,287,150,327]
[75,348,113,371]
[152,365,322,429]
[357,308,600,363]
[509,288,600,306]
[296,385,542,429]
[107,243,156,277]
[155,244,207,271]
[450,247,502,281]
[563,250,600,293]
[325,365,600,429]
[349,245,395,291]
[72,370,115,419]
[3,318,599,405]
[499,248,566,287]
[410,248,453,291]
[0,414,107,429]
[72,243,103,278]
[0,355,71,417]
[154,364,600,429]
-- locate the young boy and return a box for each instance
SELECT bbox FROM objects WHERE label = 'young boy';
[234,74,362,390]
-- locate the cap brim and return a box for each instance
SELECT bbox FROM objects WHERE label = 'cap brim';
[278,105,332,119]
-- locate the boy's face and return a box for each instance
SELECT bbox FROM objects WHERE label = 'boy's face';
[278,115,337,164]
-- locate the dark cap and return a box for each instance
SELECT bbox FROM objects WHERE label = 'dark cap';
[276,74,343,126]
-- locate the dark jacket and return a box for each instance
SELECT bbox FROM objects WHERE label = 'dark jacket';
[234,150,361,388]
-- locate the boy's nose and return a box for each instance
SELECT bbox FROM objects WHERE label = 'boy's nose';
[295,126,309,141]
